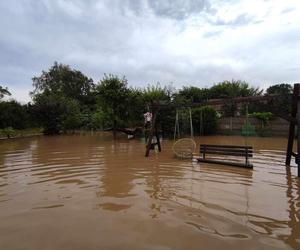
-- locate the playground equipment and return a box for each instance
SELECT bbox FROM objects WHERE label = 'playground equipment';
[197,144,253,168]
[144,83,300,177]
[172,108,196,159]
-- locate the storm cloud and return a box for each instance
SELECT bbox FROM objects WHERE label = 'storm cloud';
[0,0,299,102]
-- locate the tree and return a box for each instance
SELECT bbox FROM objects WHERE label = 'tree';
[95,74,131,138]
[266,83,293,96]
[126,88,144,127]
[31,62,94,134]
[142,83,174,103]
[33,94,82,134]
[0,100,30,129]
[210,80,262,116]
[175,86,210,104]
[142,83,175,137]
[32,62,95,105]
[192,106,218,135]
[251,112,273,128]
[210,80,262,99]
[265,83,293,115]
[0,86,35,130]
[89,108,111,130]
[0,85,11,99]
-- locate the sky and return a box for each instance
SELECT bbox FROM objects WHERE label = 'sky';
[0,0,300,102]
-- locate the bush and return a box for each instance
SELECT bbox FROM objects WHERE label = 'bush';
[0,100,31,129]
[0,127,16,138]
[250,112,273,127]
[241,121,256,136]
[33,95,83,134]
[192,106,218,135]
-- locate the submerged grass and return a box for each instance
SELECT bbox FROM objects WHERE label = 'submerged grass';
[0,128,43,139]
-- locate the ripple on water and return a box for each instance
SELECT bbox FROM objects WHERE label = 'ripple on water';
[32,204,64,210]
[186,221,250,239]
[96,203,132,211]
[0,135,299,250]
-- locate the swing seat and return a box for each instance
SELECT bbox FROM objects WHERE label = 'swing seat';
[172,138,196,159]
[197,144,253,168]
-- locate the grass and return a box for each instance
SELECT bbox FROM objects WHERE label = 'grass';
[0,128,43,139]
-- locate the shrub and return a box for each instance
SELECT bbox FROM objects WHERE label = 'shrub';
[192,106,218,135]
[250,112,273,127]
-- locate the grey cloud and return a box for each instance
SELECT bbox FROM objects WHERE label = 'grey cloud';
[117,0,213,20]
[0,0,299,102]
[203,30,222,38]
[211,14,259,27]
[146,0,212,20]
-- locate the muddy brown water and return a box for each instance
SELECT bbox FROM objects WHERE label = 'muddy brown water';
[0,133,299,250]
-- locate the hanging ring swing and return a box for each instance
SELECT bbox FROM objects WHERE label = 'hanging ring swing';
[172,108,196,159]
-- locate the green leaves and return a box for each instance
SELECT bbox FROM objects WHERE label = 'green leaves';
[3,60,291,138]
[209,80,262,99]
[95,74,131,128]
[143,83,173,103]
[250,112,273,127]
[266,83,293,96]
[33,94,83,134]
[31,62,95,134]
[32,62,94,105]
[192,106,218,135]
[0,100,31,129]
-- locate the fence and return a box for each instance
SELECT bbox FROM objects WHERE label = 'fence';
[218,117,289,137]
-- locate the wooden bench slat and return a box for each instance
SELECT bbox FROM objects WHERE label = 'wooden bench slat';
[200,144,252,149]
[198,143,253,168]
[197,158,253,168]
[200,150,253,157]
[202,151,253,157]
[200,147,253,154]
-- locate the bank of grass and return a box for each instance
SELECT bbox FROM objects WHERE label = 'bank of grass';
[0,128,43,139]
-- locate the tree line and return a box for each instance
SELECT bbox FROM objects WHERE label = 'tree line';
[0,62,294,137]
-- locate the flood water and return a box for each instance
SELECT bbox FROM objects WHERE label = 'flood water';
[0,133,299,250]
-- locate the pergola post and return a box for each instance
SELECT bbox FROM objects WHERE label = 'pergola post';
[297,86,300,177]
[286,83,300,177]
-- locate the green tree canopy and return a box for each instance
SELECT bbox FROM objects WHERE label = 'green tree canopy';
[175,86,210,104]
[266,83,293,96]
[142,83,174,104]
[32,62,95,105]
[210,80,262,99]
[0,100,30,129]
[265,83,293,115]
[192,106,218,135]
[31,62,94,134]
[142,84,175,137]
[209,80,262,116]
[95,74,131,135]
[32,94,82,134]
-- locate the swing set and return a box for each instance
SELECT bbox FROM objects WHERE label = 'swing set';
[145,83,300,177]
[172,108,196,159]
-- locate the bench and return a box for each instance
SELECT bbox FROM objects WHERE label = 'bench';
[197,144,253,168]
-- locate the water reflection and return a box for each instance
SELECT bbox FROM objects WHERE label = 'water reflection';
[0,134,299,249]
[285,166,300,247]
[96,140,137,211]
